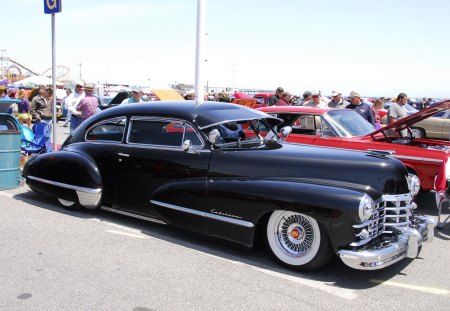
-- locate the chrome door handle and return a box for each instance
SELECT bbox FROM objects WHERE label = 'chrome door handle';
[118,153,129,157]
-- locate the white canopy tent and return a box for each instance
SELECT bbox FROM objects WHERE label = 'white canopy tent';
[10,76,63,88]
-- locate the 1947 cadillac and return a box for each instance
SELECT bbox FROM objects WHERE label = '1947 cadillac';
[22,101,435,271]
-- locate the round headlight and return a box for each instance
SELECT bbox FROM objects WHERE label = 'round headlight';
[358,194,375,221]
[407,173,420,196]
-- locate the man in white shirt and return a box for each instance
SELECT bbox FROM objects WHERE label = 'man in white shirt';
[66,83,85,131]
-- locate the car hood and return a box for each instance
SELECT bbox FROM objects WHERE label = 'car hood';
[368,100,450,137]
[215,141,410,199]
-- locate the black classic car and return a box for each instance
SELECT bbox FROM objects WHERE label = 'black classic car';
[22,101,435,271]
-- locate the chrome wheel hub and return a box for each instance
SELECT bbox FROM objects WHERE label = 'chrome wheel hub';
[277,213,315,257]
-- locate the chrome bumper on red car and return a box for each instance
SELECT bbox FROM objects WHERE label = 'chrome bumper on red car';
[337,215,436,270]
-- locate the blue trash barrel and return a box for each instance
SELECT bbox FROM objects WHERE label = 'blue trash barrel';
[0,112,22,190]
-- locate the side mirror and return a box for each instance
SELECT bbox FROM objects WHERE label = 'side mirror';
[182,140,199,154]
[208,129,221,145]
[182,139,192,151]
[280,126,292,138]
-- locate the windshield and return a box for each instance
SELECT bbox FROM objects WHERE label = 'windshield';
[202,118,279,146]
[325,110,375,137]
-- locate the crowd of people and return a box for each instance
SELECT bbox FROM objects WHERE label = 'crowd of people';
[267,86,432,130]
[1,82,442,146]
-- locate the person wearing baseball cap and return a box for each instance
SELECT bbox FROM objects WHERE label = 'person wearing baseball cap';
[121,85,144,104]
[345,91,375,127]
[328,90,349,108]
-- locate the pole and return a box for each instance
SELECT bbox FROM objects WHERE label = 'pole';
[194,0,206,106]
[51,13,57,152]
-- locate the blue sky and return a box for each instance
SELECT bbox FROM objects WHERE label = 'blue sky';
[3,0,450,97]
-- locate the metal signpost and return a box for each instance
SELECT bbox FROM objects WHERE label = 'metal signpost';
[44,0,62,151]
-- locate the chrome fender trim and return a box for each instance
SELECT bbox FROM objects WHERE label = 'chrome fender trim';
[27,175,102,208]
[151,200,254,228]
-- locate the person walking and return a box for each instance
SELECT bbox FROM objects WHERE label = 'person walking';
[74,83,98,130]
[345,91,375,127]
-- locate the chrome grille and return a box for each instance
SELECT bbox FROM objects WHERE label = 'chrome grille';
[351,193,413,247]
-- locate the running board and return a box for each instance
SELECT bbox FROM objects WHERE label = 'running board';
[100,206,167,225]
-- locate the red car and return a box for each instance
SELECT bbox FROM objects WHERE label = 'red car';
[258,101,450,196]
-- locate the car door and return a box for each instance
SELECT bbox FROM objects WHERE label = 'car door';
[82,116,128,206]
[113,116,209,233]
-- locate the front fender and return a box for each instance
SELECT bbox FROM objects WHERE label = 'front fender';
[206,178,367,250]
[23,151,102,208]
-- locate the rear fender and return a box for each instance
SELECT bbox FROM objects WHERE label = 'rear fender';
[23,151,102,208]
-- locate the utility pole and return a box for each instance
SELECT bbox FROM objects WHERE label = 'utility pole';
[78,63,82,81]
[231,63,236,90]
[0,49,6,78]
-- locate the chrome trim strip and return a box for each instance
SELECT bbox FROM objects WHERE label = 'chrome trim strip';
[392,155,443,163]
[150,200,254,228]
[382,193,412,202]
[100,206,167,225]
[84,116,127,143]
[27,175,101,193]
[0,149,21,153]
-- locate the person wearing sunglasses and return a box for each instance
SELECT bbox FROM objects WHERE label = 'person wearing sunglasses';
[303,90,328,108]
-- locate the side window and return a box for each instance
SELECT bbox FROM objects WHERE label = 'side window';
[434,111,445,118]
[128,119,202,147]
[85,117,126,142]
[291,115,317,135]
[320,121,336,137]
[183,123,203,146]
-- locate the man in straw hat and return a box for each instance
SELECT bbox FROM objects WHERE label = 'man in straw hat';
[73,83,98,131]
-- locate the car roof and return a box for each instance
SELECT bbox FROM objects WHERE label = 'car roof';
[89,100,282,129]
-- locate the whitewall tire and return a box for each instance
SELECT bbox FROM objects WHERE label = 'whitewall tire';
[266,210,332,271]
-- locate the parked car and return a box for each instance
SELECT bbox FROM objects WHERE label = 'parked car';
[258,102,450,195]
[411,108,450,140]
[97,91,130,110]
[22,101,434,271]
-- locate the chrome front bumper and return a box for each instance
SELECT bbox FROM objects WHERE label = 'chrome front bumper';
[337,215,436,270]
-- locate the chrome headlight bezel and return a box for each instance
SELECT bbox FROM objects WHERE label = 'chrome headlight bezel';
[358,194,375,221]
[407,173,420,196]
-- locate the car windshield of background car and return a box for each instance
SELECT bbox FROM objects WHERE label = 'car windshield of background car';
[326,110,375,137]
